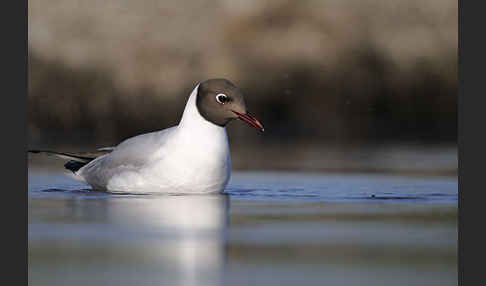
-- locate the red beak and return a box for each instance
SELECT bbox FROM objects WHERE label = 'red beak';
[232,111,265,132]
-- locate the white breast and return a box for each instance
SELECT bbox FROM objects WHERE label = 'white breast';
[80,84,232,194]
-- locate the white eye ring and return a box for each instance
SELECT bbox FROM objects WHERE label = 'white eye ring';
[216,93,228,104]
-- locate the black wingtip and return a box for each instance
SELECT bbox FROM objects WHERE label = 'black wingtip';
[64,160,87,173]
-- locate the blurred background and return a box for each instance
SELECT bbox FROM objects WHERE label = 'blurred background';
[28,2,458,285]
[28,0,457,175]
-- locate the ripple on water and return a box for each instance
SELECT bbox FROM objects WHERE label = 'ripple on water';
[29,171,458,203]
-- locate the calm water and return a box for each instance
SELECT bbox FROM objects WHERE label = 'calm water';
[28,169,457,286]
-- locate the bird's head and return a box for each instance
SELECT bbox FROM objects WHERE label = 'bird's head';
[196,78,264,132]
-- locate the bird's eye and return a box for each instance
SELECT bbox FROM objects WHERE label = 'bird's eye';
[216,93,229,104]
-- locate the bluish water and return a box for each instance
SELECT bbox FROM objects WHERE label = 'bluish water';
[28,169,457,286]
[227,172,457,202]
[29,170,457,203]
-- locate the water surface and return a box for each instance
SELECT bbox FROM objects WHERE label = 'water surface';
[29,169,457,286]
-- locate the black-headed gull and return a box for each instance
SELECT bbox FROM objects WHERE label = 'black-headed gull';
[29,79,264,194]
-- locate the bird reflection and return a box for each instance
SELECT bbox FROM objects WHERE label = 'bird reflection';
[103,193,230,286]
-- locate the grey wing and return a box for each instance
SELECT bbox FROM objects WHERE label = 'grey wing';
[97,147,116,152]
[28,148,115,173]
[77,127,177,183]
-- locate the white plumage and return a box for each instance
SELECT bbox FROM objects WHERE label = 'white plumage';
[30,78,264,194]
[75,84,231,194]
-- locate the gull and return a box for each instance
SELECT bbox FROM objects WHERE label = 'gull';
[29,79,264,194]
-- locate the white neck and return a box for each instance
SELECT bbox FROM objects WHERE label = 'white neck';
[177,83,227,137]
[150,83,231,193]
[174,84,231,189]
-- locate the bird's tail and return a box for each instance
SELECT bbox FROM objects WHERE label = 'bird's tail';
[28,150,97,173]
[28,150,95,162]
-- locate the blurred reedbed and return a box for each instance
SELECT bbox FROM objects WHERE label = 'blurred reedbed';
[28,0,457,156]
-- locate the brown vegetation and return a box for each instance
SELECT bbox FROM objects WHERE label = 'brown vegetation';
[29,0,457,149]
